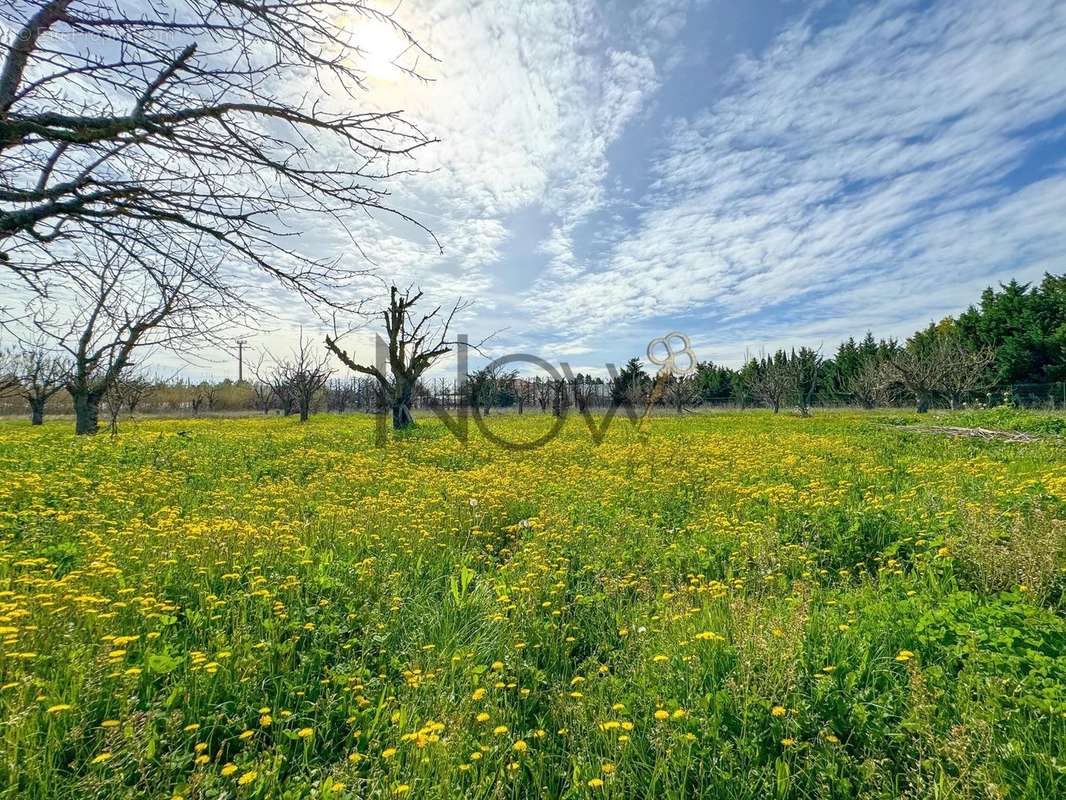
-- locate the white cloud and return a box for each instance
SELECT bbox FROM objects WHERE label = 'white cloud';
[529,0,1066,360]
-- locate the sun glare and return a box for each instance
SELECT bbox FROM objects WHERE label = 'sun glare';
[337,15,409,81]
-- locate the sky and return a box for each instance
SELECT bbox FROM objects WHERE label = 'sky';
[198,0,1066,379]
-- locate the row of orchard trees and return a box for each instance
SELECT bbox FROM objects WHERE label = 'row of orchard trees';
[3,273,1063,428]
[607,273,1064,415]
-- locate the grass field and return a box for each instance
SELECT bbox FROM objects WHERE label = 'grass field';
[1,411,1064,799]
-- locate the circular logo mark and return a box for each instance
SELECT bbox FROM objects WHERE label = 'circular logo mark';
[647,332,696,375]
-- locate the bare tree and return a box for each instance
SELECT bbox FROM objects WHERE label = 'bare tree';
[326,286,479,430]
[549,378,569,418]
[874,334,980,416]
[847,359,890,409]
[122,373,152,413]
[469,363,507,416]
[324,377,357,413]
[0,346,21,397]
[663,372,698,414]
[936,338,997,410]
[743,353,791,414]
[788,347,823,417]
[512,376,532,415]
[0,1,437,306]
[622,378,649,409]
[270,334,333,422]
[8,237,236,433]
[11,341,68,423]
[251,380,275,415]
[247,353,277,414]
[103,368,151,434]
[570,375,596,413]
[535,377,552,413]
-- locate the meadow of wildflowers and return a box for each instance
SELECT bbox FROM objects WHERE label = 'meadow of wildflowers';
[0,411,1063,799]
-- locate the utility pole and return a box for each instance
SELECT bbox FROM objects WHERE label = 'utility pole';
[237,339,247,383]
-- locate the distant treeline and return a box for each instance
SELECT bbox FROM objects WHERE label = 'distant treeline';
[2,273,1064,421]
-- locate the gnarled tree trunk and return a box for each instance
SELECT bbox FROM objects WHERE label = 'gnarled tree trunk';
[392,381,414,430]
[29,398,45,425]
[73,391,101,435]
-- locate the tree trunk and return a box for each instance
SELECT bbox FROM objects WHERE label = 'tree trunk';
[73,391,101,435]
[30,398,45,425]
[392,384,414,429]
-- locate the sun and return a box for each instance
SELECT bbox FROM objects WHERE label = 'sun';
[336,15,410,82]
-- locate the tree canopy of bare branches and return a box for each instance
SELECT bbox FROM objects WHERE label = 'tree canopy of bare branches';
[8,235,236,433]
[847,358,892,409]
[742,352,791,414]
[788,347,823,416]
[0,346,19,396]
[882,328,997,412]
[265,333,333,422]
[326,285,474,429]
[0,1,436,307]
[935,336,997,409]
[9,339,68,423]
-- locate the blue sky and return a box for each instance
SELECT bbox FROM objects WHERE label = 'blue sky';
[237,0,1066,379]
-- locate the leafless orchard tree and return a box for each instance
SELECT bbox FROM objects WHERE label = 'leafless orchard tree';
[10,340,68,423]
[512,375,532,415]
[250,378,275,415]
[0,1,437,307]
[550,378,570,418]
[468,363,510,416]
[744,356,791,414]
[103,368,151,434]
[7,237,237,433]
[885,347,942,412]
[570,377,594,413]
[535,377,552,413]
[267,334,333,422]
[847,359,891,409]
[936,338,997,410]
[326,286,484,430]
[788,347,823,417]
[881,335,994,413]
[622,378,649,409]
[0,346,20,397]
[662,372,699,414]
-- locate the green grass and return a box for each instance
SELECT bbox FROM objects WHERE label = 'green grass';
[0,410,1064,799]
